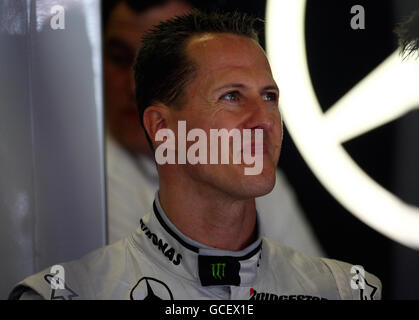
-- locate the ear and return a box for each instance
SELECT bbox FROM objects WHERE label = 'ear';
[143,105,169,148]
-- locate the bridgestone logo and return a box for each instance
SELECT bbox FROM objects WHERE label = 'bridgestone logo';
[249,289,327,300]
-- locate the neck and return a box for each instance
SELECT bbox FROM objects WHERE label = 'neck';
[158,171,257,251]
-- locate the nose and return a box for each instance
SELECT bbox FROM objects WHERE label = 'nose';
[244,97,277,131]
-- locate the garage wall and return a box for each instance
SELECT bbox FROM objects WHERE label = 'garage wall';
[0,0,106,299]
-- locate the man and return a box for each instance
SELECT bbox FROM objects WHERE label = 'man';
[10,11,381,300]
[104,0,324,257]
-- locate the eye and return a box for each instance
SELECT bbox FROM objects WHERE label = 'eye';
[262,92,278,102]
[220,91,240,102]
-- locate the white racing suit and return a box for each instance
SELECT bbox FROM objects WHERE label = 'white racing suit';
[9,195,382,300]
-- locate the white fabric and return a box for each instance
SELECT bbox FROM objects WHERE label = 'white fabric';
[10,199,381,300]
[106,136,325,256]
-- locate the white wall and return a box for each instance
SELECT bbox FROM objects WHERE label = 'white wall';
[0,0,106,299]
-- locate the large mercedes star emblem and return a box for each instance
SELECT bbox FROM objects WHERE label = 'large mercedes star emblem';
[266,0,419,249]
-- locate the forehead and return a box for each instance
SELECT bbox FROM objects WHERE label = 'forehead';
[186,33,273,82]
[106,1,192,48]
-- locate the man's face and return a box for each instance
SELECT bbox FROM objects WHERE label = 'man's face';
[166,33,283,199]
[104,0,192,154]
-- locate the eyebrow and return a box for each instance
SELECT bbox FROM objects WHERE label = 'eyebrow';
[212,83,279,94]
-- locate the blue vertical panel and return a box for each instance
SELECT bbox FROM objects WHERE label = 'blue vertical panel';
[0,0,36,300]
[30,0,106,270]
[0,0,106,298]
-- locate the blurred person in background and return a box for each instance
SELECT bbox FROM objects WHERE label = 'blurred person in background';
[103,0,324,257]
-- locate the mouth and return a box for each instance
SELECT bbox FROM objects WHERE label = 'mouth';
[253,141,268,155]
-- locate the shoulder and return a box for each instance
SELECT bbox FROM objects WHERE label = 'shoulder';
[9,237,133,300]
[261,238,382,300]
[320,257,382,300]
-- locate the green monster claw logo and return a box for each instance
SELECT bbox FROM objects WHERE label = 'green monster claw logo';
[211,263,226,280]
